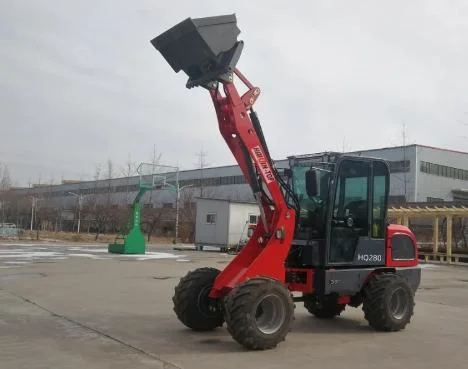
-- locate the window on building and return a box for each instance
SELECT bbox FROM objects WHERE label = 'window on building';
[388,160,410,173]
[248,214,258,224]
[420,161,468,181]
[206,213,216,224]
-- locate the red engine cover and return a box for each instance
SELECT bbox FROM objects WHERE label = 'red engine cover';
[385,224,419,267]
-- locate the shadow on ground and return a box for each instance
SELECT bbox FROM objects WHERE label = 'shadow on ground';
[79,311,374,355]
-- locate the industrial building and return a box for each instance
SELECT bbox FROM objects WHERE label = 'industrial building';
[1,144,467,232]
[349,144,468,203]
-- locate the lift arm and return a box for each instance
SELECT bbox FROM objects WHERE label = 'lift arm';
[151,14,298,298]
[205,69,298,297]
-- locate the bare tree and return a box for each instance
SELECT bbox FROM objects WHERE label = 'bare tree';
[94,163,102,182]
[0,163,13,226]
[177,189,197,242]
[121,153,137,178]
[147,145,162,205]
[121,153,137,204]
[105,159,114,204]
[106,159,114,180]
[141,206,164,242]
[150,144,162,168]
[0,162,12,191]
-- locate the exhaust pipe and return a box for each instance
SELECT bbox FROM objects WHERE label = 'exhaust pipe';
[150,14,243,88]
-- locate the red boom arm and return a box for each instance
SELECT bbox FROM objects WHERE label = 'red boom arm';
[207,69,297,299]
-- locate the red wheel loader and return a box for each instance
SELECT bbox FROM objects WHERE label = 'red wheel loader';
[150,14,421,350]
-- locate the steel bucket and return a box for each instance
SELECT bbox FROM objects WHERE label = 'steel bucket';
[151,14,243,88]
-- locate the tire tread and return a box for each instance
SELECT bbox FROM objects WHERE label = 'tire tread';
[224,277,295,350]
[172,267,224,331]
[362,272,415,332]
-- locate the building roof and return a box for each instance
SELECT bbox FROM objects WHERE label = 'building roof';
[348,143,468,156]
[194,197,257,205]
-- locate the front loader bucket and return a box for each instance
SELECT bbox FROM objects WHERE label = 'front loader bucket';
[151,14,243,88]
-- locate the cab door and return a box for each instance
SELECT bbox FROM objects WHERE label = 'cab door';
[327,158,389,266]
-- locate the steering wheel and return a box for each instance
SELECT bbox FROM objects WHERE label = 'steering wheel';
[332,214,355,228]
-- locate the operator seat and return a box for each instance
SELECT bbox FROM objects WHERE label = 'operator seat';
[345,200,369,235]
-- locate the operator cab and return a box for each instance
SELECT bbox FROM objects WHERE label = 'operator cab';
[285,152,390,269]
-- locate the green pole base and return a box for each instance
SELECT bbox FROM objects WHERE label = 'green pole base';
[108,229,146,254]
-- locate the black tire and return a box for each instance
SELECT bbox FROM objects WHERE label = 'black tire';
[304,296,346,319]
[362,272,415,332]
[172,267,224,331]
[224,277,295,350]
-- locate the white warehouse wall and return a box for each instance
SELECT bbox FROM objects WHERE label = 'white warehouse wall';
[227,202,260,245]
[416,146,468,201]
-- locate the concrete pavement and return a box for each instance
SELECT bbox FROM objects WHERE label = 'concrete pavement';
[1,243,468,369]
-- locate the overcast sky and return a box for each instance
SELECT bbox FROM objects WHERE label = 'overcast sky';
[1,0,467,186]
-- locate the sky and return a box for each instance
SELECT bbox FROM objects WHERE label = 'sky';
[1,0,467,187]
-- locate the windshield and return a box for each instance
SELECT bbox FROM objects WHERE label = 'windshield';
[290,163,332,240]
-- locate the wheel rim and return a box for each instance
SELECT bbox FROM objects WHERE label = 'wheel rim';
[253,294,286,335]
[389,287,408,320]
[197,285,218,317]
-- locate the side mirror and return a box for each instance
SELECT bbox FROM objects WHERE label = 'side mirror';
[305,169,318,197]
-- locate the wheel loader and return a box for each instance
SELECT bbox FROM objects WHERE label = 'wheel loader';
[150,14,421,350]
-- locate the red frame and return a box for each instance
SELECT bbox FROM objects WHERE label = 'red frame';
[208,70,296,299]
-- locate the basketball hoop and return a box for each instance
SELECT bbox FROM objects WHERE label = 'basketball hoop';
[136,162,179,190]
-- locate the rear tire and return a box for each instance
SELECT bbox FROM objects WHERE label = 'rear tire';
[172,267,224,331]
[304,295,346,319]
[362,272,414,331]
[224,277,295,350]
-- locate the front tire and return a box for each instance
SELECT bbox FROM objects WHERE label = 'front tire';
[224,277,295,350]
[172,267,224,331]
[362,273,414,331]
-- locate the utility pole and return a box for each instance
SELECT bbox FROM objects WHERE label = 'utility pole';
[402,122,407,200]
[67,192,83,233]
[196,149,208,198]
[30,196,36,231]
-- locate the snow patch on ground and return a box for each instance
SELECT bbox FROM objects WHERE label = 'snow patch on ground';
[419,264,440,269]
[117,252,185,261]
[4,261,30,265]
[68,247,109,253]
[0,245,185,265]
[67,253,105,259]
[0,251,63,259]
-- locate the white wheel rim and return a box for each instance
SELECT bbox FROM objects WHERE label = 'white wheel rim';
[253,294,287,335]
